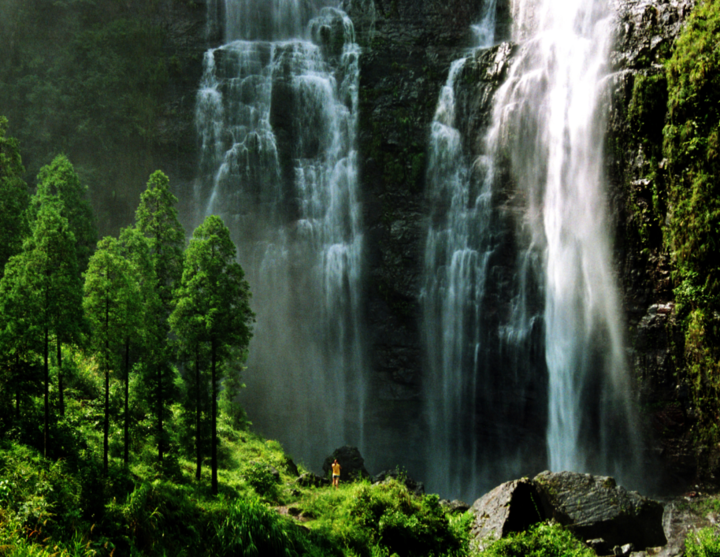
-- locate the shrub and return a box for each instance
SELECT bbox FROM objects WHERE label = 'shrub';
[476,522,595,557]
[686,527,720,557]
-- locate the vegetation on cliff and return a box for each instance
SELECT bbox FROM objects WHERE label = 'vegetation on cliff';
[662,0,720,445]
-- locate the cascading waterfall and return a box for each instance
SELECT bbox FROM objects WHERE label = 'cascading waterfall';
[424,0,640,500]
[195,0,365,467]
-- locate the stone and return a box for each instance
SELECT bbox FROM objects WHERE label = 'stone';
[296,472,329,488]
[470,478,544,552]
[322,446,371,482]
[532,471,667,550]
[440,499,471,514]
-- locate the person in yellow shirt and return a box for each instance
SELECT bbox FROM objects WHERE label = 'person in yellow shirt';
[331,459,341,489]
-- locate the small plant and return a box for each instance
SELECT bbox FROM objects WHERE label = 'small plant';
[686,527,720,557]
[244,461,279,497]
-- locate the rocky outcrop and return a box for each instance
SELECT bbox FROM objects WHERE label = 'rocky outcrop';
[605,0,699,482]
[470,478,543,552]
[322,446,371,482]
[533,471,667,550]
[470,472,667,553]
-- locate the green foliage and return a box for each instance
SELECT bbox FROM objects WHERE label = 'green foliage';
[302,479,468,557]
[170,214,253,493]
[474,522,594,557]
[661,0,720,444]
[30,154,97,273]
[686,527,720,557]
[0,116,29,275]
[664,0,720,309]
[0,1,176,231]
[134,170,186,463]
[243,461,279,497]
[215,496,304,557]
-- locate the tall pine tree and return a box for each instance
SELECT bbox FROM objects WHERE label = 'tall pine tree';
[171,215,253,494]
[135,170,184,462]
[84,236,142,473]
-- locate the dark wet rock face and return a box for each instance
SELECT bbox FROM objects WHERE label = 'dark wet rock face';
[533,471,667,550]
[323,446,371,481]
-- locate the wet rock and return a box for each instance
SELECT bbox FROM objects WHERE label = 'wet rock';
[285,457,300,477]
[470,478,544,552]
[533,471,667,550]
[441,499,471,514]
[310,8,353,58]
[322,446,371,482]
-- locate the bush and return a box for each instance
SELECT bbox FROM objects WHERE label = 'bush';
[476,522,594,557]
[686,527,720,557]
[214,496,304,557]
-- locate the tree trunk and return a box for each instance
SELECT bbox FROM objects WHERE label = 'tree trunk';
[211,338,218,495]
[104,294,109,475]
[15,353,20,421]
[44,326,49,459]
[57,338,64,417]
[124,337,130,467]
[196,345,201,481]
[158,360,163,463]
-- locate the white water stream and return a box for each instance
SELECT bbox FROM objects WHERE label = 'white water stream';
[195,0,365,466]
[424,0,639,499]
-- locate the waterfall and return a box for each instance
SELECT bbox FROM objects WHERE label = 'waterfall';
[424,0,639,500]
[195,1,365,468]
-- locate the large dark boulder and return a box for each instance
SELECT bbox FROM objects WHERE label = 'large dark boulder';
[322,446,371,482]
[532,471,667,550]
[470,478,544,551]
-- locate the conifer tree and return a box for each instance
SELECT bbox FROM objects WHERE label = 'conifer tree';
[15,202,82,457]
[135,170,185,462]
[30,154,97,273]
[171,215,253,494]
[0,116,29,276]
[118,225,159,467]
[29,155,92,416]
[84,236,142,473]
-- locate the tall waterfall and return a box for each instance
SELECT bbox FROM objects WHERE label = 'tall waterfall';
[195,0,365,466]
[423,0,639,499]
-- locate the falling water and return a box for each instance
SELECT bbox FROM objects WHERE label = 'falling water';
[195,1,365,468]
[424,0,639,499]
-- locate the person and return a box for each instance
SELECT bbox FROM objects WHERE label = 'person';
[331,458,341,489]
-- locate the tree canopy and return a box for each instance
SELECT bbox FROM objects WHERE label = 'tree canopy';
[171,214,254,494]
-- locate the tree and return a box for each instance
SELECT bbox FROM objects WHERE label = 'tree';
[84,236,142,473]
[30,154,97,274]
[0,116,29,276]
[0,251,41,428]
[170,215,254,494]
[135,170,185,462]
[28,157,89,417]
[14,201,82,458]
[118,225,160,466]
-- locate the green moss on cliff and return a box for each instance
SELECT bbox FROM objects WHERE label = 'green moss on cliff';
[662,0,720,443]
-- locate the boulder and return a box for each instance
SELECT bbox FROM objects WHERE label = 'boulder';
[322,446,371,482]
[470,478,544,551]
[441,499,471,514]
[532,471,667,550]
